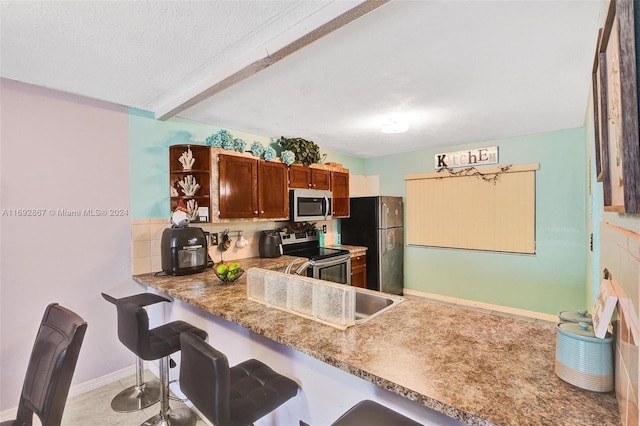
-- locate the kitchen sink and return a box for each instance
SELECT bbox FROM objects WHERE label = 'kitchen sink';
[354,290,403,324]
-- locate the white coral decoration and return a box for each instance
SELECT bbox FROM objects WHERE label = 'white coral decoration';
[178,175,201,196]
[186,199,199,220]
[178,148,196,170]
[170,186,179,197]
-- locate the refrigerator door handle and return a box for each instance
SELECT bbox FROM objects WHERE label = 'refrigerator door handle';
[381,201,388,230]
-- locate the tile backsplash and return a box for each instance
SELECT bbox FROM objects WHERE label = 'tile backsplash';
[131,218,336,275]
[601,221,640,426]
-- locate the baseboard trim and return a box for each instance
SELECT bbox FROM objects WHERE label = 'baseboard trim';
[403,289,558,323]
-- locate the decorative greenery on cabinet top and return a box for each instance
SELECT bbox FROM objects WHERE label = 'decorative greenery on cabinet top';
[278,136,321,166]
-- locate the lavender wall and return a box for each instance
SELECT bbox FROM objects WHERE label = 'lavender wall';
[0,79,138,412]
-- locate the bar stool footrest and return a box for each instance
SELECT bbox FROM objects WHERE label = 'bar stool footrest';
[111,381,162,413]
[141,407,197,426]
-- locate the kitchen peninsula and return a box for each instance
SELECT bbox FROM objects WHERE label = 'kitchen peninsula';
[133,256,619,426]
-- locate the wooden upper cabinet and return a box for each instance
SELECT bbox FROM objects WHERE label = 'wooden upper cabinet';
[289,165,312,188]
[311,168,331,190]
[289,165,331,190]
[218,154,258,218]
[218,153,288,220]
[331,171,349,218]
[258,161,289,218]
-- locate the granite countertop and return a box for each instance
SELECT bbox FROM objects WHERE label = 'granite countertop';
[134,257,619,426]
[327,244,367,255]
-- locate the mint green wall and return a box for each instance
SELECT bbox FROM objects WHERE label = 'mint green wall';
[128,108,592,314]
[128,108,363,218]
[324,152,365,175]
[363,128,588,314]
[129,108,274,218]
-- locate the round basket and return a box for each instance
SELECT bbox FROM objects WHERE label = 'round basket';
[214,268,244,284]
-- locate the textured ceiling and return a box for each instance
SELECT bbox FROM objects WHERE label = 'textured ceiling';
[1,1,604,158]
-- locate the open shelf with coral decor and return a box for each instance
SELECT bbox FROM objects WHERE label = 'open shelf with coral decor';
[169,145,211,223]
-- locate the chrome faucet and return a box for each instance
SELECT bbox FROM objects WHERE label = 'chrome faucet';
[284,258,316,275]
[284,258,302,274]
[294,260,315,275]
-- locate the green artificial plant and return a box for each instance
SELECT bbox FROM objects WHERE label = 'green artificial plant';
[278,136,321,166]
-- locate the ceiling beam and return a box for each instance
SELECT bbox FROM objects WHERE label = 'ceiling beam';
[154,0,389,121]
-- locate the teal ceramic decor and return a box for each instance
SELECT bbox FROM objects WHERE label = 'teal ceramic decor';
[281,150,295,166]
[558,310,593,324]
[554,322,613,392]
[250,141,264,157]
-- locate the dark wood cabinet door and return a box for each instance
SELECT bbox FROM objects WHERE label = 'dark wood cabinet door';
[289,165,311,188]
[218,154,258,218]
[311,168,331,190]
[258,161,289,218]
[331,171,349,217]
[351,254,366,288]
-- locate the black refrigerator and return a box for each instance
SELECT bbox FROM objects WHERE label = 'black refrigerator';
[340,196,403,294]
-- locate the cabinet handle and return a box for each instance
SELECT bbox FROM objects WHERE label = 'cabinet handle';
[260,210,264,214]
[254,210,258,214]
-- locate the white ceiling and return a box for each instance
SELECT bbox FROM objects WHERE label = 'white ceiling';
[1,0,604,158]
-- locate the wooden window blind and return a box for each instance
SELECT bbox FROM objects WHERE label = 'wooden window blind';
[405,163,539,254]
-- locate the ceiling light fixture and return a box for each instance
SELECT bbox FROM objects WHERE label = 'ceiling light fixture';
[380,114,412,133]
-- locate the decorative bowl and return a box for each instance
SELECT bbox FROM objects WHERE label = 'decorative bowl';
[214,268,244,284]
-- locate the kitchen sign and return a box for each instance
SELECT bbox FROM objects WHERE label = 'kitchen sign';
[435,146,498,169]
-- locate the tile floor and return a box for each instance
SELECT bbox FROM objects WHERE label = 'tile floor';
[62,372,208,426]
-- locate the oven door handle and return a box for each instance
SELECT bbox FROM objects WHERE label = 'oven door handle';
[312,253,352,286]
[314,253,351,267]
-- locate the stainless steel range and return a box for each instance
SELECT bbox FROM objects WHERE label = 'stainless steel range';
[280,231,351,285]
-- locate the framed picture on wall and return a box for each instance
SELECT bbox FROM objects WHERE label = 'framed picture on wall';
[592,28,605,183]
[598,0,640,214]
[596,48,613,199]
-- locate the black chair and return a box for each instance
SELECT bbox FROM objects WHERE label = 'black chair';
[329,400,423,425]
[179,331,299,426]
[299,400,423,426]
[102,292,171,412]
[1,303,87,426]
[111,298,207,426]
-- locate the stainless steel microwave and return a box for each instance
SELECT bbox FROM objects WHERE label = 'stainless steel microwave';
[290,189,332,222]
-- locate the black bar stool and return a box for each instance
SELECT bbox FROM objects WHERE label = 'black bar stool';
[104,294,208,426]
[179,331,299,426]
[300,400,423,426]
[330,400,423,426]
[102,292,171,412]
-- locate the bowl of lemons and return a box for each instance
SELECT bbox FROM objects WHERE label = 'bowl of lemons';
[214,262,244,283]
